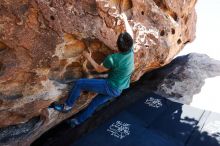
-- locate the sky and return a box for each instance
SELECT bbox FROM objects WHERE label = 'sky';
[178,0,220,113]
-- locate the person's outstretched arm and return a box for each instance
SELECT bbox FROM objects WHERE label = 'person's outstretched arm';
[83,51,109,73]
[121,13,134,39]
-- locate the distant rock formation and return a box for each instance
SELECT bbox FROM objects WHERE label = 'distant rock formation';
[0,0,196,145]
[141,53,220,104]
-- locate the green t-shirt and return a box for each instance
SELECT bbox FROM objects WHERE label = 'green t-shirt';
[103,48,134,91]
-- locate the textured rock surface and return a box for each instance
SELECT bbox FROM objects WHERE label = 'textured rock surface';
[0,0,196,145]
[141,53,220,104]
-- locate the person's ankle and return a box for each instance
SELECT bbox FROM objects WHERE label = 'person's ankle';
[63,103,72,111]
[65,102,72,107]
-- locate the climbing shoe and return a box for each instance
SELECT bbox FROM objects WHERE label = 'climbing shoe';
[53,103,73,113]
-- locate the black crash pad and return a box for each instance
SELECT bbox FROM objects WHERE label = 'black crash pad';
[71,93,220,146]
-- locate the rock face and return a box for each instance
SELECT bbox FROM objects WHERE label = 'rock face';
[0,0,196,145]
[140,53,220,104]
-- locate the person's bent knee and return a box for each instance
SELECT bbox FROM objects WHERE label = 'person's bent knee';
[75,78,88,86]
[75,79,84,87]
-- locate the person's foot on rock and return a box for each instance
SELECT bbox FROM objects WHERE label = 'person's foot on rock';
[53,103,73,113]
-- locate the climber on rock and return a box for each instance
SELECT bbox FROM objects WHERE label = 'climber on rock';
[53,13,134,127]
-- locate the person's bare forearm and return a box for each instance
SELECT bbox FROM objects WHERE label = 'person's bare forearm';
[122,14,134,38]
[83,51,109,73]
[86,56,100,71]
[124,19,133,38]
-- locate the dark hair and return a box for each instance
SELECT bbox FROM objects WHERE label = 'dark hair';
[117,32,133,52]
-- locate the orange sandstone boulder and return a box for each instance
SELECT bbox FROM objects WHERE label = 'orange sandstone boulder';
[0,0,197,145]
